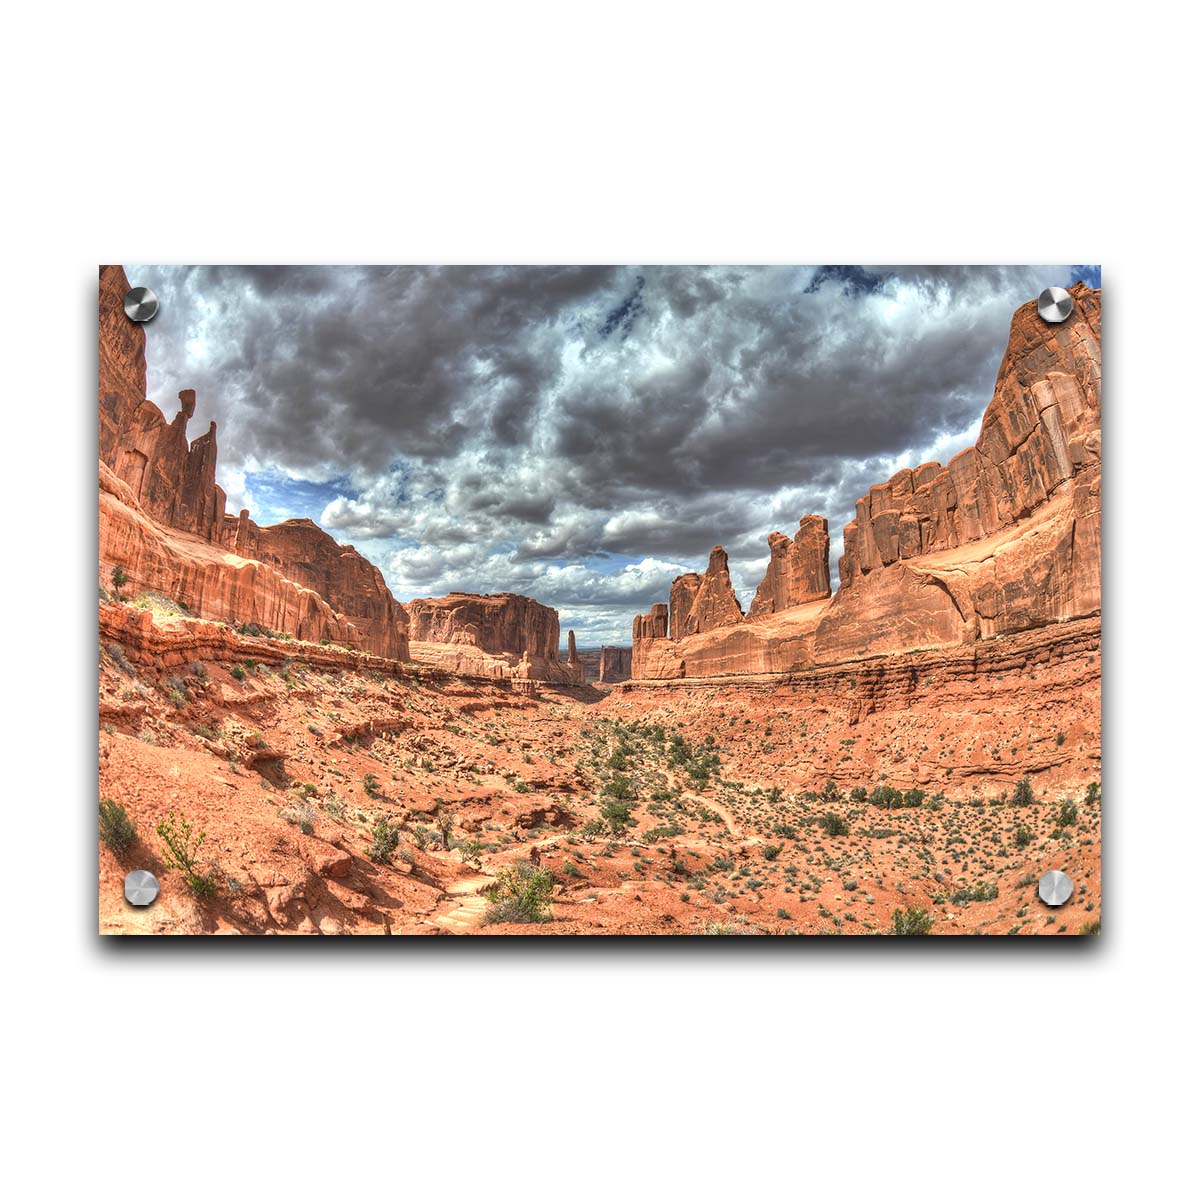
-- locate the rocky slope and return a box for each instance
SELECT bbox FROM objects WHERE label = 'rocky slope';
[634,283,1101,679]
[98,265,409,659]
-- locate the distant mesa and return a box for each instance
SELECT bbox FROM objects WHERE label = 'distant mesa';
[404,592,583,685]
[633,282,1101,679]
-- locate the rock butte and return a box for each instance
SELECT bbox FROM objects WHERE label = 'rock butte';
[405,593,583,684]
[598,646,633,683]
[633,282,1101,681]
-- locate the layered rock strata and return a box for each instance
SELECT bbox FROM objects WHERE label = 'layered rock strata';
[406,593,583,684]
[98,265,409,660]
[633,283,1101,679]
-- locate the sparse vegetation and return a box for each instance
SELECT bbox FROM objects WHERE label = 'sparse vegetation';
[367,817,401,863]
[155,811,217,897]
[891,906,933,935]
[1011,776,1036,806]
[99,799,137,853]
[484,862,554,924]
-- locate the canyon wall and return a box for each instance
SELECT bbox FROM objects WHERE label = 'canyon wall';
[98,265,409,660]
[634,282,1101,679]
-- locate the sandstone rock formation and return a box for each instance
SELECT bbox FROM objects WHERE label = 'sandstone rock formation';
[670,548,744,637]
[633,282,1101,680]
[216,514,408,658]
[748,516,831,618]
[406,592,583,684]
[98,265,409,660]
[598,646,632,683]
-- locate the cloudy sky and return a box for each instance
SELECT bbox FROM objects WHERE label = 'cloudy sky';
[128,263,1099,646]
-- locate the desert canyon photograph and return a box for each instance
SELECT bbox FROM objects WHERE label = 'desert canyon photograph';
[98,263,1101,935]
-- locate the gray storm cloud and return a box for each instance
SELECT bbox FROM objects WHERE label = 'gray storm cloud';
[128,263,1091,644]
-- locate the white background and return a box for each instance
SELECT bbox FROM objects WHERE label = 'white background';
[3,2,1196,1196]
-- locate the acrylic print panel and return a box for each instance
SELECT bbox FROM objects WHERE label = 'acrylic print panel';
[97,265,1102,936]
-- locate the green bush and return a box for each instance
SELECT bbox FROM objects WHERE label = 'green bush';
[892,906,933,935]
[368,817,401,864]
[1085,781,1101,805]
[484,862,554,924]
[1011,776,1036,806]
[869,785,903,810]
[818,811,850,837]
[231,664,246,681]
[602,774,633,801]
[99,799,137,854]
[599,797,635,835]
[110,565,129,598]
[155,811,217,897]
[1056,799,1078,828]
[951,880,999,904]
[762,843,782,861]
[1015,824,1034,848]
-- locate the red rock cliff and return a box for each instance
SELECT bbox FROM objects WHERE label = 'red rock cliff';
[748,515,831,619]
[98,265,409,660]
[633,282,1101,679]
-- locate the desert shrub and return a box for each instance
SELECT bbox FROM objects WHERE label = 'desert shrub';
[280,800,316,835]
[189,661,209,681]
[363,774,383,798]
[322,798,346,819]
[1011,776,1036,806]
[99,799,137,853]
[849,786,868,802]
[111,565,129,598]
[869,785,903,810]
[483,862,554,924]
[892,906,933,935]
[599,797,635,835]
[368,817,401,863]
[230,664,247,681]
[1080,920,1101,935]
[1085,781,1101,805]
[818,811,850,837]
[602,774,633,801]
[902,787,926,808]
[1056,730,1066,746]
[1057,799,1078,827]
[155,811,217,897]
[452,839,485,868]
[762,843,782,861]
[951,880,999,904]
[1015,824,1034,848]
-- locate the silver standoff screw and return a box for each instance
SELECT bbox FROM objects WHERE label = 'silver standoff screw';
[123,286,159,323]
[124,869,160,906]
[1037,286,1074,324]
[1038,870,1074,907]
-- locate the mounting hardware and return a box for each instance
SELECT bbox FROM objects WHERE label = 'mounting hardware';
[1038,869,1073,907]
[124,869,160,907]
[123,286,159,323]
[1037,287,1073,324]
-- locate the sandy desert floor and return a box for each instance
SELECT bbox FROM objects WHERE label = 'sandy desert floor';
[99,610,1100,936]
